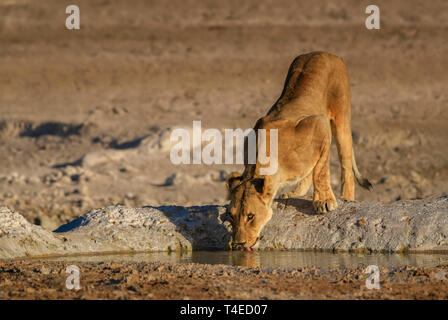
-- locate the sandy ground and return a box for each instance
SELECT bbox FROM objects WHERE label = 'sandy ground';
[0,0,447,229]
[0,260,448,299]
[1,0,448,300]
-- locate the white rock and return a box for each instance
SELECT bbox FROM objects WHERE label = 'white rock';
[0,196,447,259]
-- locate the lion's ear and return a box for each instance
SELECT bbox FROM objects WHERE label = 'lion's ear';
[253,175,274,200]
[225,172,243,191]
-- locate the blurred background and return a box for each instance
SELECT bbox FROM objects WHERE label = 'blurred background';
[0,0,447,230]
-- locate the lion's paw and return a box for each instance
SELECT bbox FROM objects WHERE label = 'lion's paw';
[313,198,338,214]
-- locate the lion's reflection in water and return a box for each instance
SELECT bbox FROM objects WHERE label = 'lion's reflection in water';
[228,252,261,268]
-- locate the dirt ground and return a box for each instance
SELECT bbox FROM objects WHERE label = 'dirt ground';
[0,0,447,229]
[0,260,447,299]
[0,0,447,300]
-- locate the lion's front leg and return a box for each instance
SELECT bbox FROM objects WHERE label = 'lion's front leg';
[313,153,338,213]
[312,129,338,214]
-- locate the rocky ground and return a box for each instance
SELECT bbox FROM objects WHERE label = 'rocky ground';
[1,197,447,300]
[1,260,448,299]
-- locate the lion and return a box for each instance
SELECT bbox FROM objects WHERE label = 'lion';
[226,52,372,251]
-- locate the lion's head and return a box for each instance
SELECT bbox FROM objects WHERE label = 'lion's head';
[225,171,274,251]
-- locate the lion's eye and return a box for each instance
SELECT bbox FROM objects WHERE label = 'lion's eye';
[247,213,254,221]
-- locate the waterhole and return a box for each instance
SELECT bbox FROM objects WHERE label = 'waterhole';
[36,251,448,269]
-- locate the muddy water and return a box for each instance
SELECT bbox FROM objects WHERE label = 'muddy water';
[36,251,448,269]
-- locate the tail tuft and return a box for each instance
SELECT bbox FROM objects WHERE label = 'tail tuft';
[356,176,373,191]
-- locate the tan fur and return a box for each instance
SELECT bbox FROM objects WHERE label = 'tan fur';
[226,52,372,250]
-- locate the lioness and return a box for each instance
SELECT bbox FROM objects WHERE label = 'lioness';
[226,52,372,251]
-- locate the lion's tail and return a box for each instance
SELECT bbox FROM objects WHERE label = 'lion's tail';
[352,147,373,190]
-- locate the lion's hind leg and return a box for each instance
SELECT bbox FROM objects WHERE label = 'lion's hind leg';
[328,58,356,200]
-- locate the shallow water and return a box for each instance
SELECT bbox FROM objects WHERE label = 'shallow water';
[37,251,448,269]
